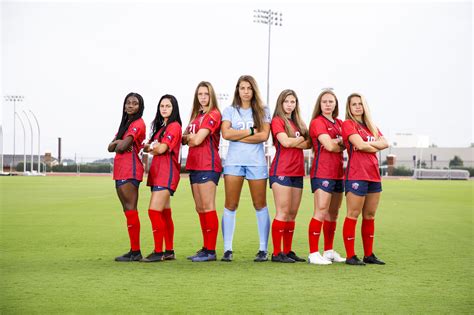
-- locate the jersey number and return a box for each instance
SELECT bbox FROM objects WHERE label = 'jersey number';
[236,121,254,130]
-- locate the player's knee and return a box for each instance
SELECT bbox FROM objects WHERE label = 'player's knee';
[253,202,267,210]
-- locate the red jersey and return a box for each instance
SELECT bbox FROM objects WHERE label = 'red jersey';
[309,116,344,180]
[185,109,222,172]
[342,119,382,182]
[113,118,146,181]
[147,121,182,191]
[269,116,305,177]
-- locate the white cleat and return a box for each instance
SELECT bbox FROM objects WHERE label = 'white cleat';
[323,249,346,262]
[308,252,332,265]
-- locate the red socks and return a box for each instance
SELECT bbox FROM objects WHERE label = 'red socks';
[283,221,295,254]
[308,218,323,253]
[323,220,337,251]
[148,209,165,253]
[362,219,375,257]
[271,219,286,255]
[343,217,357,258]
[198,212,207,249]
[162,208,174,251]
[124,210,140,251]
[198,211,219,251]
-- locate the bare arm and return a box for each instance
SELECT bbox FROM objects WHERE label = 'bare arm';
[318,134,345,152]
[295,138,312,150]
[188,128,211,147]
[369,136,389,150]
[112,136,133,153]
[221,120,251,141]
[239,123,271,144]
[108,138,119,152]
[348,134,379,153]
[147,141,169,155]
[276,132,305,148]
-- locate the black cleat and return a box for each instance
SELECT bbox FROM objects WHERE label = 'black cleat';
[286,251,306,262]
[115,250,142,262]
[271,252,295,263]
[345,255,366,266]
[221,250,233,262]
[163,250,176,260]
[140,251,164,262]
[363,253,386,265]
[254,251,268,262]
[187,247,206,260]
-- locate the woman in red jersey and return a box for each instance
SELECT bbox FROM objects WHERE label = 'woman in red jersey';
[108,92,146,262]
[141,94,182,262]
[182,81,222,262]
[342,92,388,266]
[269,89,311,263]
[307,89,346,265]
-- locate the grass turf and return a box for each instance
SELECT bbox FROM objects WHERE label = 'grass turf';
[0,176,472,313]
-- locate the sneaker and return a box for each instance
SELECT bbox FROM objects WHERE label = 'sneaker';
[286,251,306,262]
[271,252,295,263]
[192,250,217,262]
[163,250,176,260]
[323,249,346,263]
[140,251,164,262]
[254,251,268,262]
[308,252,332,265]
[363,253,386,265]
[115,250,142,262]
[187,247,206,260]
[345,255,366,266]
[221,250,233,262]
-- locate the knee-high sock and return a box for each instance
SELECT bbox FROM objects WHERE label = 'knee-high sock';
[283,221,296,254]
[162,208,174,251]
[308,218,323,254]
[256,206,270,252]
[198,212,207,249]
[204,210,219,251]
[124,210,140,251]
[271,219,286,255]
[148,209,165,253]
[323,220,337,251]
[343,217,357,258]
[362,219,375,257]
[222,208,236,252]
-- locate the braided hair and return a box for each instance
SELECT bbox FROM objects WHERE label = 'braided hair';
[150,94,182,142]
[115,92,145,140]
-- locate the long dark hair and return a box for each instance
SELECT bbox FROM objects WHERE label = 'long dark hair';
[231,75,265,129]
[150,94,182,142]
[116,92,145,140]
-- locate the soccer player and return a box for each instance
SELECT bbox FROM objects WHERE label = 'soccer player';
[108,92,146,262]
[220,75,271,262]
[182,81,222,262]
[141,94,182,262]
[342,92,388,266]
[269,89,311,263]
[307,89,346,265]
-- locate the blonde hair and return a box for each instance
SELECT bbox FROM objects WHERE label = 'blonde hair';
[232,75,266,129]
[345,92,379,138]
[188,81,220,124]
[311,89,339,120]
[272,89,308,139]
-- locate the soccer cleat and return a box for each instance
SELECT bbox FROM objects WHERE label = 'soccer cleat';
[192,250,217,262]
[323,249,346,263]
[187,247,206,260]
[286,251,306,262]
[163,250,176,260]
[345,255,366,266]
[115,250,142,262]
[308,252,332,265]
[254,251,268,262]
[140,251,164,262]
[221,250,233,262]
[271,252,295,263]
[363,253,386,265]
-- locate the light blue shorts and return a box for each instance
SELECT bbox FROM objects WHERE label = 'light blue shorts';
[223,165,268,180]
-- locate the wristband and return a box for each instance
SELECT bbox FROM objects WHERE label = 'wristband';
[250,127,255,136]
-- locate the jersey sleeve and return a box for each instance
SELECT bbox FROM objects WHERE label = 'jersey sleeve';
[342,120,358,140]
[201,110,222,133]
[271,117,286,138]
[263,106,271,123]
[314,118,329,138]
[222,106,233,122]
[123,120,144,141]
[161,123,182,151]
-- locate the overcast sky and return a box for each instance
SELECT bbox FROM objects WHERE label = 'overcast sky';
[1,0,472,161]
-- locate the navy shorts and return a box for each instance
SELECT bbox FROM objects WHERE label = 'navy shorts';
[189,170,221,186]
[115,179,140,188]
[345,180,382,196]
[151,186,175,196]
[269,176,303,189]
[311,178,344,194]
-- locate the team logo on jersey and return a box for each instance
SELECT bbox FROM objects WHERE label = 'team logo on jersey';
[278,176,285,181]
[209,119,215,126]
[167,134,173,141]
[132,127,137,132]
[352,182,359,190]
[322,180,329,187]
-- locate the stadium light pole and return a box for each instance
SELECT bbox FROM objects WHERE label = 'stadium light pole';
[15,112,26,173]
[29,110,41,173]
[23,110,34,172]
[253,9,283,107]
[4,95,24,172]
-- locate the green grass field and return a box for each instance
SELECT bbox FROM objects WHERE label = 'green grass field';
[1,176,473,313]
